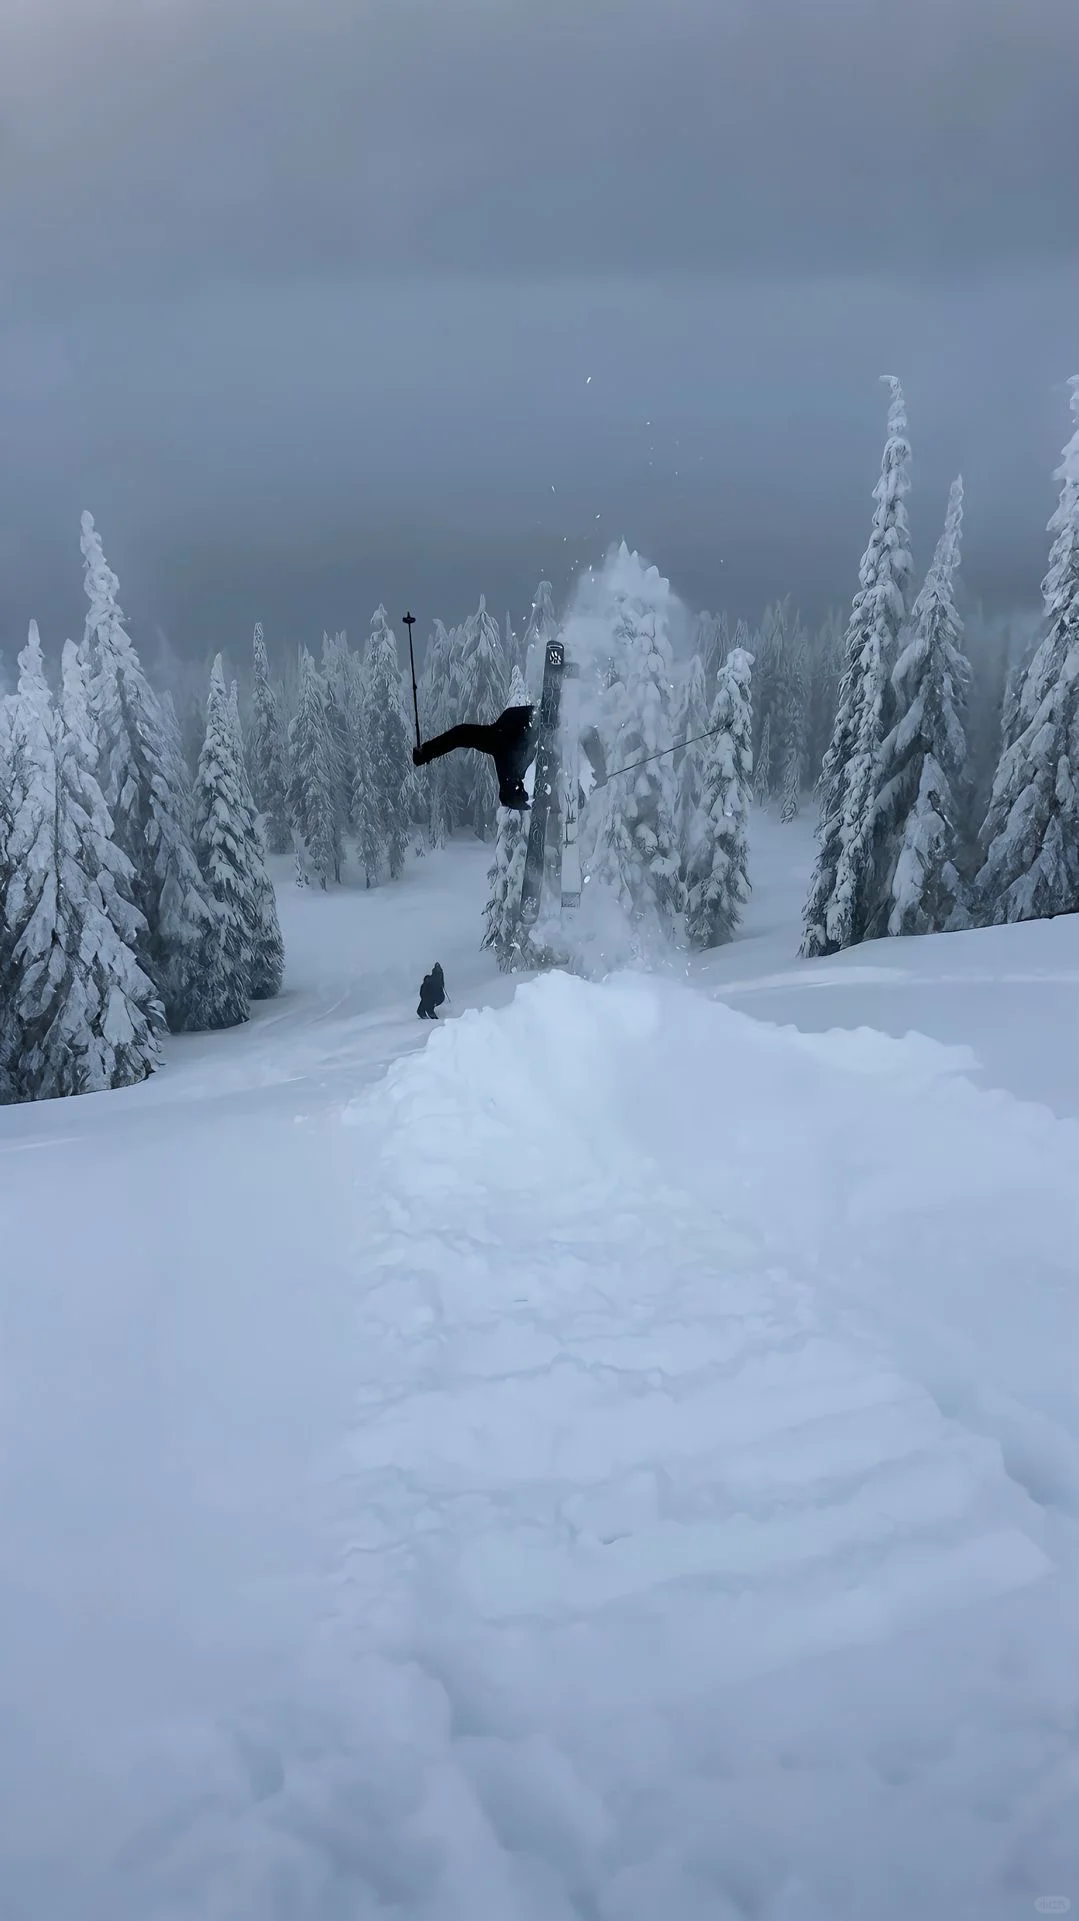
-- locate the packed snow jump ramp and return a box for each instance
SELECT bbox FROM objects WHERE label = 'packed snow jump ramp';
[326,970,1079,1921]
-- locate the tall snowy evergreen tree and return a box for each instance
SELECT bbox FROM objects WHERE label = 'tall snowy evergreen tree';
[800,379,913,957]
[871,476,971,936]
[361,607,415,880]
[350,694,386,888]
[0,695,13,1100]
[249,622,290,853]
[456,596,507,839]
[776,620,808,822]
[288,646,339,889]
[79,512,209,1029]
[694,611,730,699]
[805,609,846,791]
[228,680,284,1000]
[960,612,1031,832]
[481,665,532,970]
[587,548,681,934]
[751,599,791,795]
[975,377,1079,924]
[189,657,255,1029]
[684,647,754,949]
[998,623,1042,760]
[752,712,773,808]
[321,629,356,848]
[1,625,163,1100]
[674,652,711,876]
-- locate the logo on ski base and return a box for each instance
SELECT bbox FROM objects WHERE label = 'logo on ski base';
[1035,1899,1071,1914]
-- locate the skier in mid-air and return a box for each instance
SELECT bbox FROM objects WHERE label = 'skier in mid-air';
[417,962,447,1020]
[411,702,606,811]
[412,704,537,810]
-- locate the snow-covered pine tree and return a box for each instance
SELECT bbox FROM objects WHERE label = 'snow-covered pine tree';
[1,630,70,1099]
[1,625,163,1101]
[684,646,754,949]
[694,610,730,700]
[778,622,808,822]
[57,640,165,1083]
[674,652,711,877]
[456,596,507,839]
[870,475,971,936]
[322,630,356,852]
[350,698,386,887]
[79,512,209,1029]
[974,378,1079,924]
[780,742,801,823]
[587,548,682,934]
[800,378,914,957]
[249,622,291,853]
[961,610,1030,833]
[228,680,284,1000]
[805,608,846,788]
[752,711,773,808]
[481,664,532,970]
[0,695,13,1100]
[997,619,1042,761]
[361,607,415,880]
[287,646,338,889]
[750,599,789,795]
[189,657,254,1029]
[151,633,211,779]
[437,621,474,831]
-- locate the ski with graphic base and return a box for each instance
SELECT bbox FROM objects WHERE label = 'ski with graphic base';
[519,638,564,928]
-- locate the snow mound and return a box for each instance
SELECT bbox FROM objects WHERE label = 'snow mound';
[17,972,1079,1919]
[332,974,1079,1918]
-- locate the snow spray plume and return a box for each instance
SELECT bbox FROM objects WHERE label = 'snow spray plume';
[558,542,694,739]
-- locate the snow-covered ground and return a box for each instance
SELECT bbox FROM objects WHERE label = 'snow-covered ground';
[2,813,1078,1920]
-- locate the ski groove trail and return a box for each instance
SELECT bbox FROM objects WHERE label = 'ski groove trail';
[308,974,1079,1921]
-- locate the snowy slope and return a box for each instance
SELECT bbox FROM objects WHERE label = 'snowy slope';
[697,809,1079,1119]
[1,818,1078,1919]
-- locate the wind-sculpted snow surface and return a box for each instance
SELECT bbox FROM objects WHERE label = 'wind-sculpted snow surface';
[3,962,1079,1919]
[327,975,1079,1920]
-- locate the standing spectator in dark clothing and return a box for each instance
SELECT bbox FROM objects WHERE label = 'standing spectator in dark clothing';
[417,962,447,1020]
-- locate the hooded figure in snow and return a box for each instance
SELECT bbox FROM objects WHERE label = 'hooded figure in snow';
[417,962,446,1020]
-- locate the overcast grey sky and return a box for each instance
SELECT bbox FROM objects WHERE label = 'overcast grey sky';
[2,0,1077,661]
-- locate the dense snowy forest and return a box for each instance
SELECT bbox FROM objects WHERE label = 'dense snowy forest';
[2,373,1077,1102]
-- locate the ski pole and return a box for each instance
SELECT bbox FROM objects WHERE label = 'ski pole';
[403,610,422,752]
[605,723,720,784]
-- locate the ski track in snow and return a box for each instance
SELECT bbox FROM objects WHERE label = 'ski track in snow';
[2,827,1079,1918]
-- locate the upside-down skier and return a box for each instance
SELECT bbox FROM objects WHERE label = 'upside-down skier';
[411,705,538,810]
[411,703,606,811]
